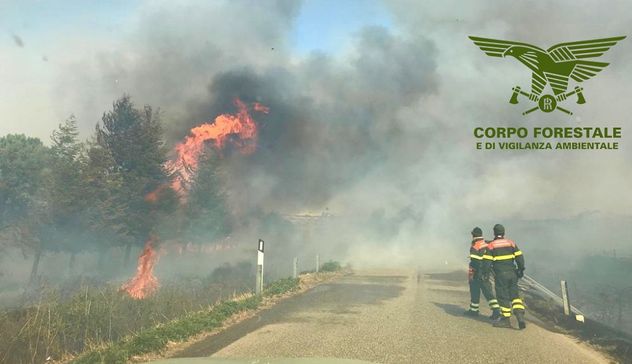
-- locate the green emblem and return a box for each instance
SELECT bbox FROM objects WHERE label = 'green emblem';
[469,35,626,115]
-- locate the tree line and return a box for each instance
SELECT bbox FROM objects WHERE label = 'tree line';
[0,95,230,282]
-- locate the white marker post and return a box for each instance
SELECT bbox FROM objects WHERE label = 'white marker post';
[256,239,264,295]
[293,257,298,279]
[316,254,320,273]
[561,280,571,316]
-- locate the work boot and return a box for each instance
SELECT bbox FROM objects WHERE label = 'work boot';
[492,317,512,328]
[464,309,479,317]
[489,309,501,320]
[515,312,527,330]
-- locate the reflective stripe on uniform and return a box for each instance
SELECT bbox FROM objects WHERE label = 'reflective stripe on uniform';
[494,254,516,261]
[470,303,479,307]
[482,254,494,260]
[470,254,483,260]
[502,311,511,317]
[500,306,511,312]
[512,304,526,310]
[514,250,523,256]
[512,298,523,304]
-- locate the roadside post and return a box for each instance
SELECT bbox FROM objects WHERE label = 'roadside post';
[561,280,571,316]
[293,257,298,278]
[316,254,320,273]
[256,239,264,295]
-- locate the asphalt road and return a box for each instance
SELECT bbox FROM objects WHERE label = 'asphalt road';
[171,270,609,364]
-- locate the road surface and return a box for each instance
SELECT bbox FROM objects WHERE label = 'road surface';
[171,270,609,364]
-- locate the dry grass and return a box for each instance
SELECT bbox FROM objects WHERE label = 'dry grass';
[0,263,346,364]
[0,263,254,364]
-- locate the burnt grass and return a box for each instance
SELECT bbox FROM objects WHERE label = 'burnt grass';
[525,291,632,362]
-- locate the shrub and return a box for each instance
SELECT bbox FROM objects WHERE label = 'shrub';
[320,260,342,272]
[264,277,300,297]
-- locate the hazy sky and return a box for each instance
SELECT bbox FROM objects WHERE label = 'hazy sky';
[0,0,391,140]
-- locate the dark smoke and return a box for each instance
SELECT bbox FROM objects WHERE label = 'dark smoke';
[193,26,438,211]
[46,0,632,271]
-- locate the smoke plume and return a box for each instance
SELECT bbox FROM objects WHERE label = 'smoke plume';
[42,0,632,269]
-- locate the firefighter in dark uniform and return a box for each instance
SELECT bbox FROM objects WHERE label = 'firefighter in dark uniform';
[464,227,501,319]
[482,224,526,329]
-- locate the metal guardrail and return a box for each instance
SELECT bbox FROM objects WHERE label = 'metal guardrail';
[519,274,585,316]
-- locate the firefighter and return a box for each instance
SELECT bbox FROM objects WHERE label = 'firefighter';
[482,224,526,329]
[464,227,501,319]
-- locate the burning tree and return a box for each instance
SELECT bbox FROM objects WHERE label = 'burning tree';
[183,151,231,245]
[167,98,263,193]
[0,94,266,300]
[119,97,267,299]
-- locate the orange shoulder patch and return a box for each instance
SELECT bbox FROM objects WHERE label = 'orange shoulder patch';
[489,239,513,249]
[473,239,487,250]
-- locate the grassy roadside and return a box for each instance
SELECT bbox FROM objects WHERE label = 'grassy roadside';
[1,262,258,364]
[524,290,632,362]
[71,296,259,364]
[69,271,344,364]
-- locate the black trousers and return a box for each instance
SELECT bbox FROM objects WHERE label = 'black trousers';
[494,269,525,317]
[469,276,498,311]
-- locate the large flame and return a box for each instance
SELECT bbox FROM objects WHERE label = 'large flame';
[121,99,268,299]
[167,98,267,193]
[120,236,159,299]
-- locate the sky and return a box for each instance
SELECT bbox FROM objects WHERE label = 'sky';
[0,0,392,140]
[292,0,392,53]
[1,0,134,139]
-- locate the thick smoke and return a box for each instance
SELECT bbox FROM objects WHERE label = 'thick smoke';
[44,0,632,272]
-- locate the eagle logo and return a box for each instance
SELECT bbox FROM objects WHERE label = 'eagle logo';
[469,36,626,115]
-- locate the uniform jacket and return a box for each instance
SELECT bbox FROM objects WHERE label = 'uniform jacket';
[469,238,488,280]
[482,237,525,273]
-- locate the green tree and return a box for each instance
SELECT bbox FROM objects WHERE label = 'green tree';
[95,95,176,265]
[183,151,231,244]
[82,138,127,271]
[0,135,49,224]
[0,134,51,281]
[46,116,89,273]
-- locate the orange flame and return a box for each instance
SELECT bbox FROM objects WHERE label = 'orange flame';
[253,102,270,114]
[144,184,169,204]
[120,236,159,299]
[122,99,267,300]
[167,98,266,193]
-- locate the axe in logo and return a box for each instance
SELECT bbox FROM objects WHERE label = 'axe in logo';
[509,85,586,115]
